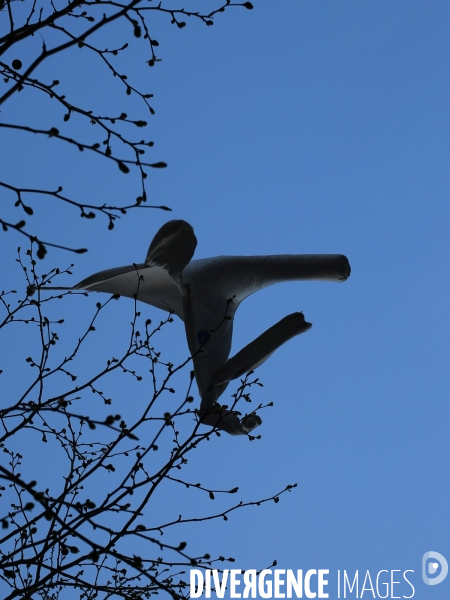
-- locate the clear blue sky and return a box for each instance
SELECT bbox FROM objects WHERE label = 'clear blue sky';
[1,1,449,598]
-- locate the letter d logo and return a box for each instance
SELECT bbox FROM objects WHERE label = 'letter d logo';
[422,551,448,585]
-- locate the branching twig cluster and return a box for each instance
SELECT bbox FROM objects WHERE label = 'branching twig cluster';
[0,0,253,256]
[0,4,298,597]
[0,243,295,599]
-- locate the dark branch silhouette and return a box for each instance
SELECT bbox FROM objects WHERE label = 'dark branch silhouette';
[0,242,293,599]
[0,3,301,597]
[0,0,254,257]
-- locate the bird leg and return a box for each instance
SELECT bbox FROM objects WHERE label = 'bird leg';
[199,404,262,436]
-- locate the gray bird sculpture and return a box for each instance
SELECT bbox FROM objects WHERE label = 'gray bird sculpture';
[45,220,350,436]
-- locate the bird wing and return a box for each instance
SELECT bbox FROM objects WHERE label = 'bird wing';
[145,219,197,281]
[182,254,350,396]
[74,263,184,319]
[72,220,199,320]
[183,254,350,306]
[210,312,312,387]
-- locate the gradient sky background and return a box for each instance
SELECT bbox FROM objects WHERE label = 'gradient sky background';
[1,1,450,598]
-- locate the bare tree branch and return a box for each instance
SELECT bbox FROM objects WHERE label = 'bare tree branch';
[0,242,285,598]
[0,0,253,255]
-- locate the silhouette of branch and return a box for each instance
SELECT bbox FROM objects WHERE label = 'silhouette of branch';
[0,242,289,598]
[0,0,253,254]
[0,180,171,229]
[0,217,88,258]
